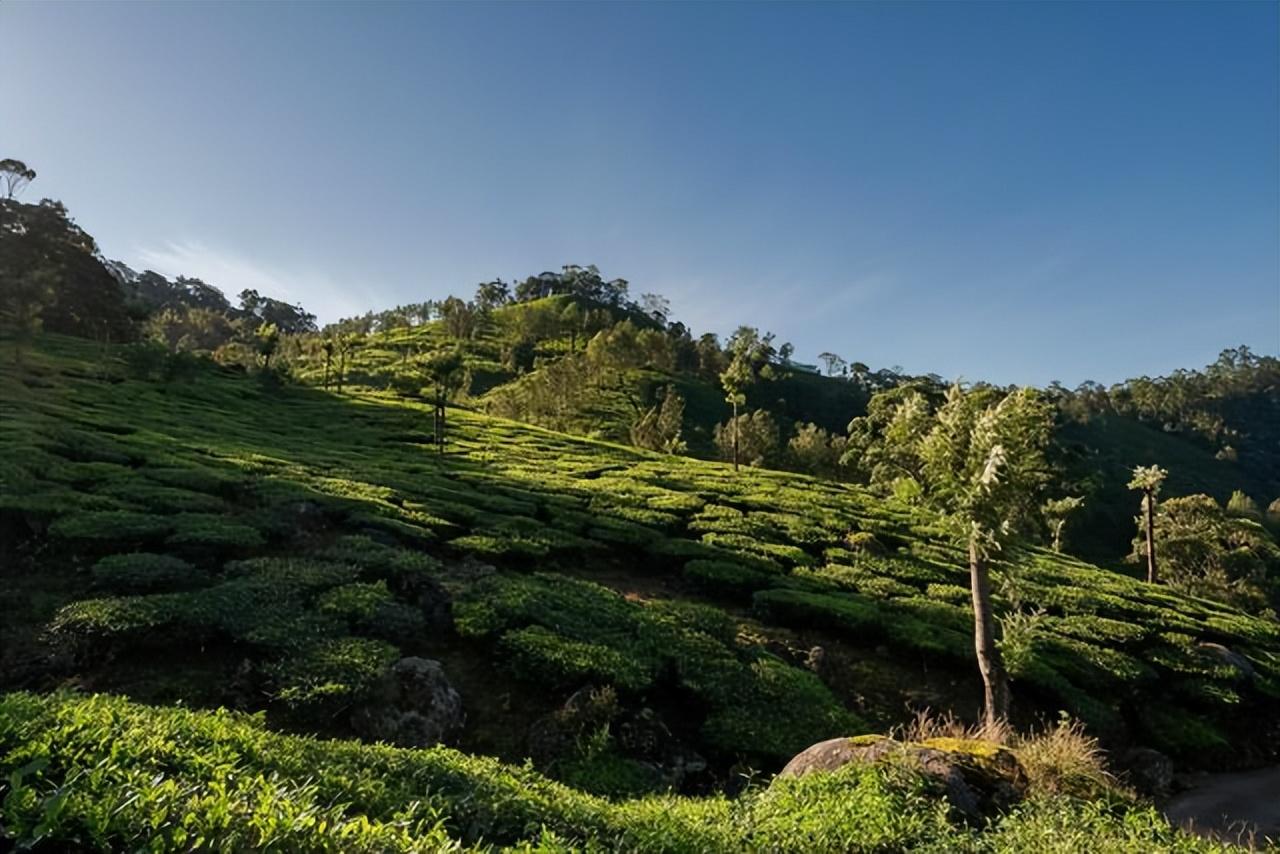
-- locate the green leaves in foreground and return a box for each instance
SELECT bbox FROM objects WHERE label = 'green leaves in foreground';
[0,692,1236,853]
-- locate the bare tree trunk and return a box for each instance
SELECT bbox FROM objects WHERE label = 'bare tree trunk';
[969,537,1009,729]
[434,385,445,455]
[732,399,739,472]
[1144,490,1157,583]
[323,352,331,389]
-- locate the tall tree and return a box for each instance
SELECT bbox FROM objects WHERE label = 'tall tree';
[844,384,1054,727]
[1042,496,1085,553]
[1128,465,1168,583]
[0,267,56,365]
[719,327,776,472]
[422,349,466,453]
[0,158,35,199]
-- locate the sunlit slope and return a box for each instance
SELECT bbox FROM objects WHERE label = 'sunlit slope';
[3,335,1279,768]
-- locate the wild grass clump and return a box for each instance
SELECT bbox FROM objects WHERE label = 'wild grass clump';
[896,709,1120,802]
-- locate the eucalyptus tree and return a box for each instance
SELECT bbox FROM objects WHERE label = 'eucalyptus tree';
[718,327,776,472]
[844,384,1054,728]
[423,349,466,454]
[0,158,35,199]
[1042,496,1085,553]
[1128,465,1168,583]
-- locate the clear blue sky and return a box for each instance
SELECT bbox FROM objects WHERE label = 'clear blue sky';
[2,1,1276,385]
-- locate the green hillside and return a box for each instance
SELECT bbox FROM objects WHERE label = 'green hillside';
[1,335,1278,849]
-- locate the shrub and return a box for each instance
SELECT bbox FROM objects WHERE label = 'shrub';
[268,636,399,712]
[91,553,204,593]
[166,513,265,550]
[49,510,174,542]
[92,480,226,514]
[500,625,653,691]
[684,559,774,598]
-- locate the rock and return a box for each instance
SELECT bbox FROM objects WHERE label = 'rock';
[527,685,619,765]
[777,735,1028,819]
[805,645,827,674]
[352,657,464,747]
[411,576,453,633]
[1120,747,1175,798]
[618,708,670,759]
[1198,642,1255,681]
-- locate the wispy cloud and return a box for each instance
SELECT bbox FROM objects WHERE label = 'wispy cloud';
[132,240,368,324]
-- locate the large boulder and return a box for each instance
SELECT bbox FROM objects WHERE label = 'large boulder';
[352,657,464,747]
[778,735,1028,818]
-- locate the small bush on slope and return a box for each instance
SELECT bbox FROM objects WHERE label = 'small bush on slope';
[0,693,1236,853]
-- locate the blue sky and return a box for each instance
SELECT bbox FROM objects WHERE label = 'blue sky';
[2,1,1276,385]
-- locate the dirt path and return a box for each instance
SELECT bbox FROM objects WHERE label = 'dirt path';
[1164,766,1280,848]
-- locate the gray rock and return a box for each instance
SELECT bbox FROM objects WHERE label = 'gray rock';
[352,657,464,747]
[1198,642,1255,681]
[1121,747,1175,797]
[777,735,1028,819]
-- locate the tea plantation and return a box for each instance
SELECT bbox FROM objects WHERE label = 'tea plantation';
[2,334,1276,850]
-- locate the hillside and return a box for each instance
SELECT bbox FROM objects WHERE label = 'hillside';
[284,296,1279,570]
[1,335,1278,848]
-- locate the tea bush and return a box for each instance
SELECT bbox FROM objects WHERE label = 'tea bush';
[91,552,204,593]
[0,693,1233,853]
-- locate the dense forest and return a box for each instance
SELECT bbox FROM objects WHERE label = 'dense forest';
[3,158,1280,850]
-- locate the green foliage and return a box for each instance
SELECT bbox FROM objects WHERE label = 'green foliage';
[48,510,173,542]
[684,559,775,598]
[269,636,399,711]
[91,552,203,593]
[1135,493,1280,614]
[713,408,780,468]
[165,512,265,550]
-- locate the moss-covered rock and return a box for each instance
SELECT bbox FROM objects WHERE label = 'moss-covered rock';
[778,735,1029,819]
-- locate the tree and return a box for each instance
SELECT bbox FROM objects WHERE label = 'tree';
[1042,496,1085,553]
[422,349,466,453]
[440,296,478,341]
[145,306,235,356]
[1226,490,1262,521]
[1128,465,1168,583]
[319,336,336,388]
[0,158,35,199]
[559,301,584,352]
[843,384,1054,728]
[631,386,687,454]
[714,409,780,468]
[334,333,362,393]
[818,352,847,377]
[0,198,131,340]
[1135,494,1280,614]
[0,266,56,365]
[254,322,281,370]
[639,293,670,325]
[474,279,510,311]
[719,327,776,471]
[787,422,847,479]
